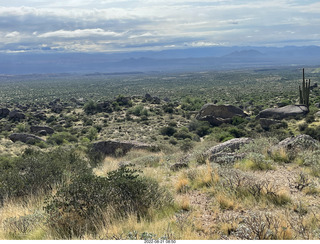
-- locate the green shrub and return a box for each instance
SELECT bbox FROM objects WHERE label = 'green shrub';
[83,100,98,114]
[45,166,172,238]
[47,132,78,145]
[0,149,90,203]
[87,127,98,141]
[235,153,274,171]
[160,126,177,136]
[304,126,320,141]
[181,97,204,111]
[228,127,246,138]
[128,105,144,116]
[180,138,194,152]
[188,120,211,137]
[173,127,193,140]
[305,114,315,124]
[231,116,247,126]
[162,103,175,113]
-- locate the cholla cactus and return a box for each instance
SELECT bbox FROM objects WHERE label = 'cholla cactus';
[299,68,311,109]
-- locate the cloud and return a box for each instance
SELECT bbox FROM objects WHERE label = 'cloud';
[38,29,124,38]
[0,1,319,53]
[5,31,20,38]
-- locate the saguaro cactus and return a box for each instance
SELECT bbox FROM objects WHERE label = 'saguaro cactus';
[299,68,311,109]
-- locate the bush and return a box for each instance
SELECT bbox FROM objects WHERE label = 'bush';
[304,126,320,141]
[83,100,98,114]
[173,127,193,140]
[305,114,315,124]
[180,138,194,152]
[0,149,90,203]
[235,153,274,171]
[162,103,175,113]
[45,166,172,238]
[188,120,211,137]
[228,127,246,138]
[87,127,98,141]
[160,126,177,136]
[47,132,78,145]
[127,105,145,116]
[181,97,204,111]
[231,116,247,126]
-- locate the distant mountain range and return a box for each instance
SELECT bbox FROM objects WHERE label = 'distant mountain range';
[0,46,319,74]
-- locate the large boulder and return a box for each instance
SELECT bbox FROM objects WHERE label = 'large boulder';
[196,104,247,126]
[91,140,155,156]
[257,105,308,120]
[204,137,253,163]
[9,110,26,121]
[0,108,10,118]
[30,126,54,134]
[269,134,319,154]
[9,133,45,144]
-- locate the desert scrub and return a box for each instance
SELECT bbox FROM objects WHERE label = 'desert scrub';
[218,168,291,207]
[45,165,173,238]
[47,132,78,145]
[237,137,278,155]
[269,148,290,163]
[234,212,293,240]
[185,163,219,189]
[0,148,90,203]
[234,153,274,171]
[294,150,320,177]
[3,211,44,239]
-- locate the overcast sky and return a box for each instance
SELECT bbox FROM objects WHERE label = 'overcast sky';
[0,0,320,53]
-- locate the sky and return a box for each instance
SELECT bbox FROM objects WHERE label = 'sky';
[0,0,320,53]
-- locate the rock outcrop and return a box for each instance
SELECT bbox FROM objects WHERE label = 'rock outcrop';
[0,108,10,118]
[269,134,319,153]
[8,110,26,121]
[196,104,247,126]
[257,105,308,120]
[30,126,54,135]
[204,137,253,163]
[9,133,45,144]
[91,140,155,156]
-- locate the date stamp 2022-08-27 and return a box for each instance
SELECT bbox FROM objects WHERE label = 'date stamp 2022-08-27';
[144,239,177,244]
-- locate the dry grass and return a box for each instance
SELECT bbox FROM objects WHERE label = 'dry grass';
[175,177,190,194]
[0,194,49,240]
[93,156,120,176]
[176,195,191,211]
[216,194,239,210]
